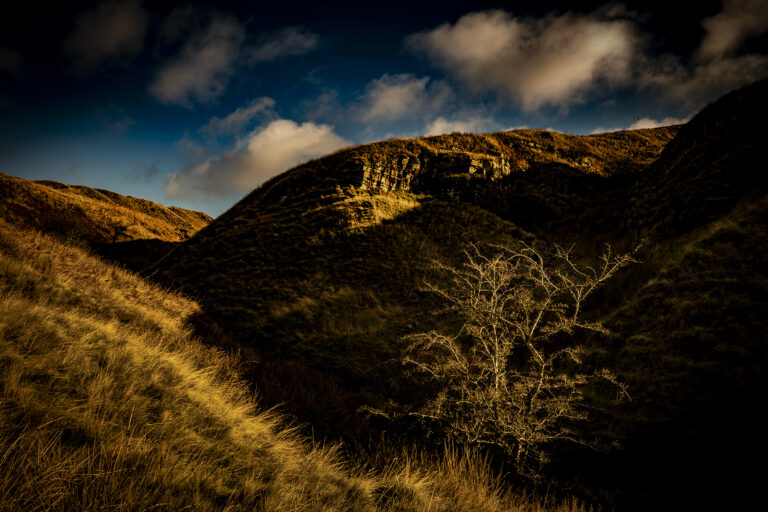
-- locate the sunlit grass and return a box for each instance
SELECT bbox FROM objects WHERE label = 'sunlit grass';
[0,220,588,511]
[0,172,211,244]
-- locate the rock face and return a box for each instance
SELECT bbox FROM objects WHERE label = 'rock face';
[359,151,513,193]
[360,154,421,191]
[348,129,680,238]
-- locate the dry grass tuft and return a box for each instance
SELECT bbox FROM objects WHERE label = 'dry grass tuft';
[0,220,587,511]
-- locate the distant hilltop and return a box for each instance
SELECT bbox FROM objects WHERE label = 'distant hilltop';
[0,172,211,245]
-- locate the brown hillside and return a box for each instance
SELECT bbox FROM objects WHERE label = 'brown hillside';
[0,219,590,512]
[150,77,768,509]
[0,172,211,244]
[225,127,677,239]
[150,127,675,441]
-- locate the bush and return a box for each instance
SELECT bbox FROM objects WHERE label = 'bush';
[403,242,636,480]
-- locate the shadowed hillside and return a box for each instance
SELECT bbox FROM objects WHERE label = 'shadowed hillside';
[150,78,768,509]
[150,126,675,438]
[0,219,590,512]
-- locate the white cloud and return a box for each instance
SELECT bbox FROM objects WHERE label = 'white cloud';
[424,116,495,135]
[589,126,623,135]
[639,1,768,106]
[298,90,342,122]
[698,0,768,61]
[200,97,276,136]
[166,119,349,199]
[357,73,451,122]
[63,0,148,70]
[628,115,690,130]
[249,27,319,62]
[641,51,768,106]
[149,16,245,106]
[407,9,639,111]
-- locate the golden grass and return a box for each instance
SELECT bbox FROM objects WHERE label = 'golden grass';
[0,220,588,511]
[0,173,211,244]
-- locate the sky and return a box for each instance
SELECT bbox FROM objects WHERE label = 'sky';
[1,0,767,216]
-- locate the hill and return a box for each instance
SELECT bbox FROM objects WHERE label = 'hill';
[0,173,211,268]
[150,79,768,509]
[150,128,675,440]
[0,219,590,511]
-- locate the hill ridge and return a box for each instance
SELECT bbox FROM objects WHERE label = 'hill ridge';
[0,172,212,245]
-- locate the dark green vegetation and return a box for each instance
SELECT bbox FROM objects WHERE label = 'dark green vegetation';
[149,78,768,509]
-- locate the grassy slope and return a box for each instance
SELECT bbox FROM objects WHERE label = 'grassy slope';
[0,172,211,244]
[154,186,534,438]
[151,76,768,508]
[586,79,768,507]
[239,127,677,239]
[0,220,590,512]
[151,127,674,440]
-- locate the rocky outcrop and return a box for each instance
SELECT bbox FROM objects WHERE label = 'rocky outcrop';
[360,154,421,191]
[359,151,513,193]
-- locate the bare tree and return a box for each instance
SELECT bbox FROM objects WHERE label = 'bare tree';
[404,242,635,479]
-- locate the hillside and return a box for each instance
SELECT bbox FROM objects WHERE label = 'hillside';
[0,173,211,244]
[150,126,675,436]
[0,219,591,511]
[150,79,768,509]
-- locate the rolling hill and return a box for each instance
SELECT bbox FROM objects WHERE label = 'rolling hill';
[149,78,768,509]
[0,219,587,511]
[149,127,675,441]
[0,173,211,244]
[3,79,765,509]
[0,173,212,270]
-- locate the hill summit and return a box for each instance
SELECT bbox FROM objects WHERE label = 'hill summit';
[151,78,768,509]
[0,173,211,244]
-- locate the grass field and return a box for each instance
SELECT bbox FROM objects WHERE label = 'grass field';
[0,219,589,511]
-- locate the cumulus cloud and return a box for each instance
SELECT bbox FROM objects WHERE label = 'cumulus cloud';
[166,119,349,199]
[298,90,342,122]
[248,27,319,62]
[639,1,768,106]
[407,9,639,111]
[149,15,245,106]
[628,115,691,129]
[698,0,768,61]
[424,116,495,135]
[200,97,276,136]
[63,0,148,70]
[357,73,451,122]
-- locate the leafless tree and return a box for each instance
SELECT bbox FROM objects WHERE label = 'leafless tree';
[404,242,636,479]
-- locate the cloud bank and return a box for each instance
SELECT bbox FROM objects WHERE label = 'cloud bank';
[628,115,691,129]
[640,0,768,107]
[64,0,148,70]
[249,27,319,62]
[356,73,451,123]
[407,9,638,111]
[149,15,245,106]
[150,14,320,107]
[635,0,768,107]
[698,0,768,61]
[424,116,495,136]
[200,97,276,136]
[166,118,349,199]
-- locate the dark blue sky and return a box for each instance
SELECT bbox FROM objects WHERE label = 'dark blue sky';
[1,0,766,216]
